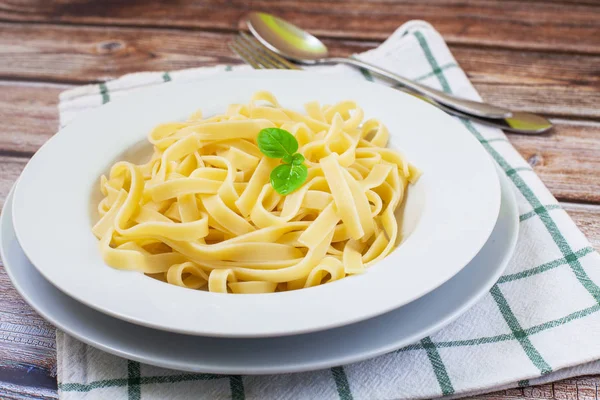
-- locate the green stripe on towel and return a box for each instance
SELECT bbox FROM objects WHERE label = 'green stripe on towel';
[99,82,110,104]
[127,360,141,400]
[331,366,353,400]
[421,337,455,395]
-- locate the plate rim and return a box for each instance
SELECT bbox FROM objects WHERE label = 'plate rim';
[11,70,501,337]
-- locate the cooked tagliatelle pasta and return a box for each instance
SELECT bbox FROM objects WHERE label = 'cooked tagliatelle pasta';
[93,91,421,294]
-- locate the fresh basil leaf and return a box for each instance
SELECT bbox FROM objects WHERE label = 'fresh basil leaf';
[291,153,305,165]
[270,163,308,195]
[257,128,298,159]
[282,154,294,164]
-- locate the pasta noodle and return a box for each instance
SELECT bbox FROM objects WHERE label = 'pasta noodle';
[93,91,421,294]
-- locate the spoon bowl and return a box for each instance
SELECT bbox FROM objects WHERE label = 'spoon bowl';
[247,12,329,62]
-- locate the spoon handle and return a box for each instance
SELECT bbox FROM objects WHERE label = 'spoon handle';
[326,57,513,120]
[394,88,552,134]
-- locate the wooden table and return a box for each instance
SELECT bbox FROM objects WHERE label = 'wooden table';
[1,1,599,398]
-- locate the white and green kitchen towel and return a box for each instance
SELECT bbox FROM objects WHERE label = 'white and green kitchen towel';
[56,21,600,399]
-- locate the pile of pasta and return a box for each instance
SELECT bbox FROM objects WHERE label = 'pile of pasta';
[92,91,420,294]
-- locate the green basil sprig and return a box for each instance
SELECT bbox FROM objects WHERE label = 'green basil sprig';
[257,128,308,195]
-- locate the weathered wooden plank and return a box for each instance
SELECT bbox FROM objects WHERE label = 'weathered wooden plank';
[552,381,582,400]
[0,364,57,392]
[0,24,599,118]
[0,263,56,372]
[0,81,69,154]
[0,0,599,54]
[562,203,600,252]
[0,23,238,83]
[469,83,600,121]
[0,384,57,400]
[452,47,600,119]
[559,376,600,400]
[511,120,600,204]
[0,156,25,208]
[522,383,555,398]
[476,377,600,399]
[0,260,56,398]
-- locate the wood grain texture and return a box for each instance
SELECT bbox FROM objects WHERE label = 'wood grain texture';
[0,23,239,83]
[1,24,599,118]
[0,81,69,155]
[511,119,600,204]
[0,384,57,400]
[452,48,600,119]
[1,0,600,54]
[0,261,57,398]
[476,377,600,399]
[0,156,25,208]
[562,203,600,251]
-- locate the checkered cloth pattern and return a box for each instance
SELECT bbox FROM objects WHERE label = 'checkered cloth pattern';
[56,20,600,400]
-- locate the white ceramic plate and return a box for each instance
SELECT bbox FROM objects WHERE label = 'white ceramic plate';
[1,171,516,373]
[12,70,500,337]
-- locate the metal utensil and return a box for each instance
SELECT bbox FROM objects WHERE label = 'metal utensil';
[396,89,553,134]
[229,33,301,70]
[228,33,552,135]
[245,12,511,119]
[245,11,553,134]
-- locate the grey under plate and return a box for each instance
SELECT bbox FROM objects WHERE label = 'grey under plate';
[1,171,517,374]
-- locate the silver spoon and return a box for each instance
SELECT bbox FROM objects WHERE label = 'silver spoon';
[246,12,553,133]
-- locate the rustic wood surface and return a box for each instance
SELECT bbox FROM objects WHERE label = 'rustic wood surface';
[0,1,599,398]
